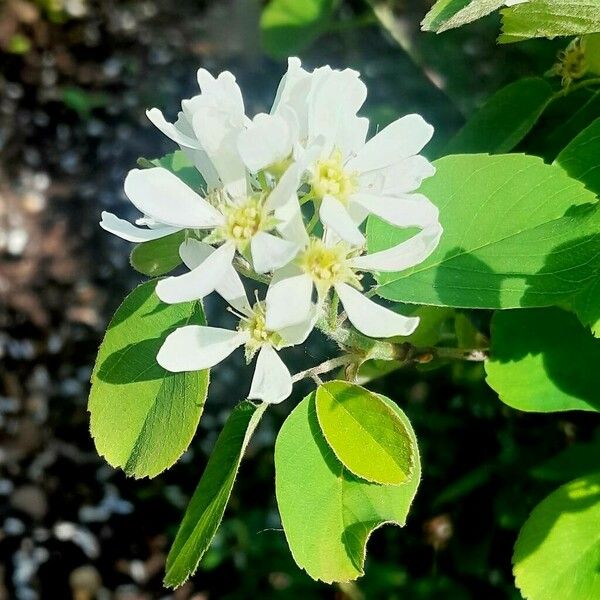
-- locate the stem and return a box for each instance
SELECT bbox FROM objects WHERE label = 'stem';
[233,257,271,285]
[555,76,600,98]
[305,209,320,235]
[291,355,354,383]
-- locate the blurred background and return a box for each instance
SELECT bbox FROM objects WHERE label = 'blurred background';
[0,0,595,598]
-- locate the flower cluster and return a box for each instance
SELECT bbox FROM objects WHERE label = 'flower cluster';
[100,58,442,404]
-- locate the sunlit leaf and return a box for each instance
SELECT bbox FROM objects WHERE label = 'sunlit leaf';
[315,381,414,485]
[368,154,600,309]
[485,308,600,412]
[422,0,505,33]
[150,150,206,192]
[164,401,267,588]
[500,1,600,43]
[513,473,600,600]
[275,391,420,583]
[89,280,209,478]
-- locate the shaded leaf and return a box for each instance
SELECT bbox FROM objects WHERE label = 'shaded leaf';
[275,392,420,583]
[89,280,209,478]
[443,78,554,155]
[485,308,600,412]
[130,231,186,277]
[531,434,600,482]
[164,401,267,588]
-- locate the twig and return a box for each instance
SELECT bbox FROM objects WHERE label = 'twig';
[292,355,354,383]
[233,257,271,285]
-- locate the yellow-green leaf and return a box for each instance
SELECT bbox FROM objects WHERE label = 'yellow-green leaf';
[315,381,414,485]
[275,391,420,583]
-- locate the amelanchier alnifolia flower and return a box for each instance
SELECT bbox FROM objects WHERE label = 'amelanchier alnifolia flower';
[101,161,306,304]
[265,223,441,339]
[157,274,316,404]
[100,59,444,402]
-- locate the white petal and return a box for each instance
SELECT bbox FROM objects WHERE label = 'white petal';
[348,114,434,174]
[335,283,420,338]
[271,57,311,138]
[264,162,301,212]
[248,345,293,404]
[319,196,365,246]
[278,305,318,347]
[196,69,245,120]
[156,242,236,303]
[157,326,247,372]
[265,164,308,246]
[237,113,294,173]
[99,212,180,242]
[251,232,299,274]
[351,193,439,229]
[308,68,367,154]
[350,223,442,272]
[191,107,247,198]
[338,115,370,159]
[376,155,436,195]
[266,271,314,330]
[145,108,201,149]
[124,168,224,229]
[179,239,250,313]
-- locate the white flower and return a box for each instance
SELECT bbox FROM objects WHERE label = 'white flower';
[236,58,366,177]
[265,223,442,339]
[157,285,317,404]
[146,68,249,197]
[101,163,307,304]
[237,58,437,249]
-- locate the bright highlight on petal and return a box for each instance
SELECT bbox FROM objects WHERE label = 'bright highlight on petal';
[248,345,293,404]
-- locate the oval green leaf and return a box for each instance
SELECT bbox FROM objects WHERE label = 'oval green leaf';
[485,308,600,412]
[89,280,209,478]
[442,78,553,155]
[164,400,267,588]
[315,381,414,485]
[513,473,600,600]
[275,392,420,583]
[130,230,185,277]
[368,154,600,310]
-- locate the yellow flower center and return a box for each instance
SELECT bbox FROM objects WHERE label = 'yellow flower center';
[298,238,360,293]
[310,149,357,204]
[239,302,282,360]
[222,197,263,243]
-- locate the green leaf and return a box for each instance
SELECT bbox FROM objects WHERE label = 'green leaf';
[442,78,554,155]
[315,381,414,485]
[130,231,186,277]
[368,154,600,309]
[500,1,600,44]
[275,391,420,583]
[531,434,600,482]
[513,473,600,600]
[485,308,600,412]
[422,0,506,33]
[150,150,206,192]
[260,0,337,58]
[555,117,600,199]
[554,118,600,335]
[89,280,209,478]
[164,400,267,588]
